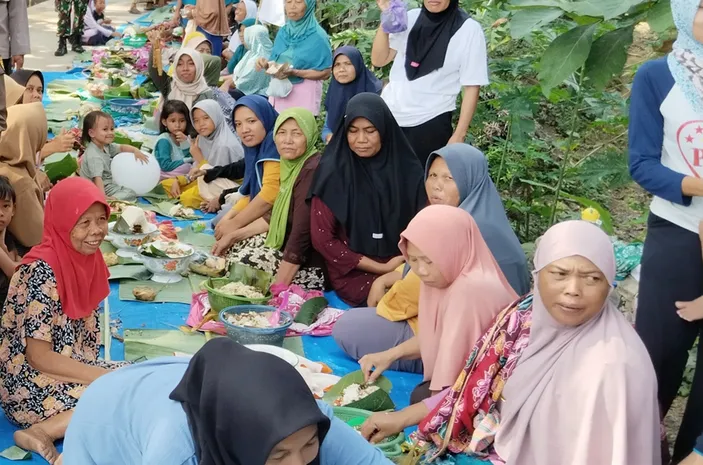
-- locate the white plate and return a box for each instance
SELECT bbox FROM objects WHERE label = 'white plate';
[245,344,299,367]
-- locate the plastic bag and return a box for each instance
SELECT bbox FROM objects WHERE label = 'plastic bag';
[381,0,408,34]
[267,77,293,98]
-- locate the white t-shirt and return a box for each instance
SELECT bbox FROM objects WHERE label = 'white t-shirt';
[381,9,489,128]
[651,84,703,233]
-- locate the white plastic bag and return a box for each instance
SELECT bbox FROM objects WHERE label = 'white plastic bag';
[267,78,293,98]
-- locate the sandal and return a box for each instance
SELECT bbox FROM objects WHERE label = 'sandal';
[129,5,141,14]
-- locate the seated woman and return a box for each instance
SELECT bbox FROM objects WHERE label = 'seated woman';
[224,17,256,73]
[224,108,325,290]
[62,338,390,464]
[0,177,129,464]
[9,70,75,162]
[361,221,661,465]
[212,95,281,254]
[322,46,382,144]
[353,206,516,400]
[333,144,529,364]
[0,102,46,248]
[256,0,332,115]
[308,93,426,306]
[181,31,213,55]
[221,24,273,100]
[163,99,244,208]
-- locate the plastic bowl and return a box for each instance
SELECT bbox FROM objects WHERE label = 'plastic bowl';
[219,305,292,347]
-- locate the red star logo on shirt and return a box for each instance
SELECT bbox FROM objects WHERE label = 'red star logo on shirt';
[687,135,695,143]
[696,126,703,134]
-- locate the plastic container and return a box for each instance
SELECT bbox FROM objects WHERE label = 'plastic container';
[332,406,404,457]
[108,98,143,116]
[219,305,292,347]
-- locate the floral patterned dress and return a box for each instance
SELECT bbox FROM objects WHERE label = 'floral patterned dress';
[0,260,127,428]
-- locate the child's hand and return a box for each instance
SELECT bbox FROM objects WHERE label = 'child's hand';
[200,198,220,213]
[676,296,703,322]
[174,131,188,144]
[104,17,112,24]
[190,169,206,179]
[170,181,181,198]
[190,138,203,159]
[134,151,149,164]
[255,57,269,72]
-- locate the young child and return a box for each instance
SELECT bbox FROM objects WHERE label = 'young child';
[155,100,194,180]
[79,111,149,201]
[675,219,703,322]
[161,99,243,208]
[82,0,122,46]
[0,176,20,307]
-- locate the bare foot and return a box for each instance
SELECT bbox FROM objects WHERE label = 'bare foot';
[14,427,60,464]
[55,454,63,465]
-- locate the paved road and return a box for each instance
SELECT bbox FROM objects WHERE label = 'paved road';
[23,0,138,71]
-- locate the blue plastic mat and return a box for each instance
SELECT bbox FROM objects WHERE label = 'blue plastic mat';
[0,74,424,463]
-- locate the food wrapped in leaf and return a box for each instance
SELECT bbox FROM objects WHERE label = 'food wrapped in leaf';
[103,252,119,267]
[189,251,227,277]
[323,371,395,412]
[114,205,148,235]
[133,286,158,301]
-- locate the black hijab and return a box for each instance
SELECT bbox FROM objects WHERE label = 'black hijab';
[405,0,469,81]
[10,69,44,90]
[169,338,331,465]
[309,92,427,258]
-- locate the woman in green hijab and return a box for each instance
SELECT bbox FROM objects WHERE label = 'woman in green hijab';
[227,107,325,290]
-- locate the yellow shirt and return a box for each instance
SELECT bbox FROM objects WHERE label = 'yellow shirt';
[376,265,421,334]
[233,161,281,212]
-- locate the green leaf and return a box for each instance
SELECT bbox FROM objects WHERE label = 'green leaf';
[0,446,31,461]
[538,23,597,96]
[584,26,634,90]
[648,0,675,34]
[510,7,564,39]
[568,0,645,20]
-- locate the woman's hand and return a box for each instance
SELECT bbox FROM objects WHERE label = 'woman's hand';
[146,29,162,44]
[255,57,269,72]
[212,230,244,256]
[359,411,406,444]
[53,129,75,153]
[359,350,395,384]
[367,277,388,307]
[274,66,294,80]
[190,169,207,179]
[170,181,181,198]
[36,171,52,193]
[384,256,406,274]
[219,77,233,92]
[376,0,390,11]
[201,197,220,213]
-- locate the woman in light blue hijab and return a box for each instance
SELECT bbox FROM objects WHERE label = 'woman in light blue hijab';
[425,143,529,295]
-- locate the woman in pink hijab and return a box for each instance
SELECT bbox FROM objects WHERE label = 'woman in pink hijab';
[385,220,661,464]
[357,205,517,440]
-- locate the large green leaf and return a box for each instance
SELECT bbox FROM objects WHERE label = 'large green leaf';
[538,23,597,96]
[510,7,564,39]
[584,26,634,90]
[647,0,675,34]
[511,0,646,20]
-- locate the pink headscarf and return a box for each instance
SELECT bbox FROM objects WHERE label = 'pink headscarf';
[399,205,517,392]
[495,221,661,465]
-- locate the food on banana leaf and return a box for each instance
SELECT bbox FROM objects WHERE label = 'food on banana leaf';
[114,206,148,235]
[224,311,273,328]
[103,252,119,267]
[168,204,196,219]
[133,286,158,301]
[218,282,265,299]
[333,384,380,407]
[189,253,227,277]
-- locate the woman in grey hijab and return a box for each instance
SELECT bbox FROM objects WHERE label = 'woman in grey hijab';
[333,143,528,374]
[425,143,529,294]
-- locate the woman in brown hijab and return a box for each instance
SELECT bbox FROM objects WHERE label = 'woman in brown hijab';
[0,102,46,248]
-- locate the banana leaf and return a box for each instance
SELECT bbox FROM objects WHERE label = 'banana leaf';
[119,274,202,304]
[141,201,199,219]
[178,227,216,250]
[228,262,275,290]
[0,445,31,460]
[108,264,151,280]
[44,153,78,183]
[294,297,328,326]
[141,184,169,202]
[124,329,207,361]
[323,371,395,412]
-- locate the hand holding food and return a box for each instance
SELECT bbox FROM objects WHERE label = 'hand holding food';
[359,411,405,444]
[358,351,394,384]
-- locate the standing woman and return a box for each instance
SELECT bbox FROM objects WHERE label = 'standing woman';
[629,0,703,461]
[256,0,333,115]
[371,0,488,166]
[54,0,89,56]
[0,178,128,464]
[191,0,230,57]
[224,0,257,61]
[309,93,426,306]
[322,46,383,144]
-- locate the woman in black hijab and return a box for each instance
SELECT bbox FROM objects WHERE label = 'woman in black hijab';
[309,92,427,306]
[371,0,487,166]
[9,69,44,104]
[62,338,391,464]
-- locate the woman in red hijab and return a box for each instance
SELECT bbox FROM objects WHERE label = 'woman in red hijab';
[0,177,128,464]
